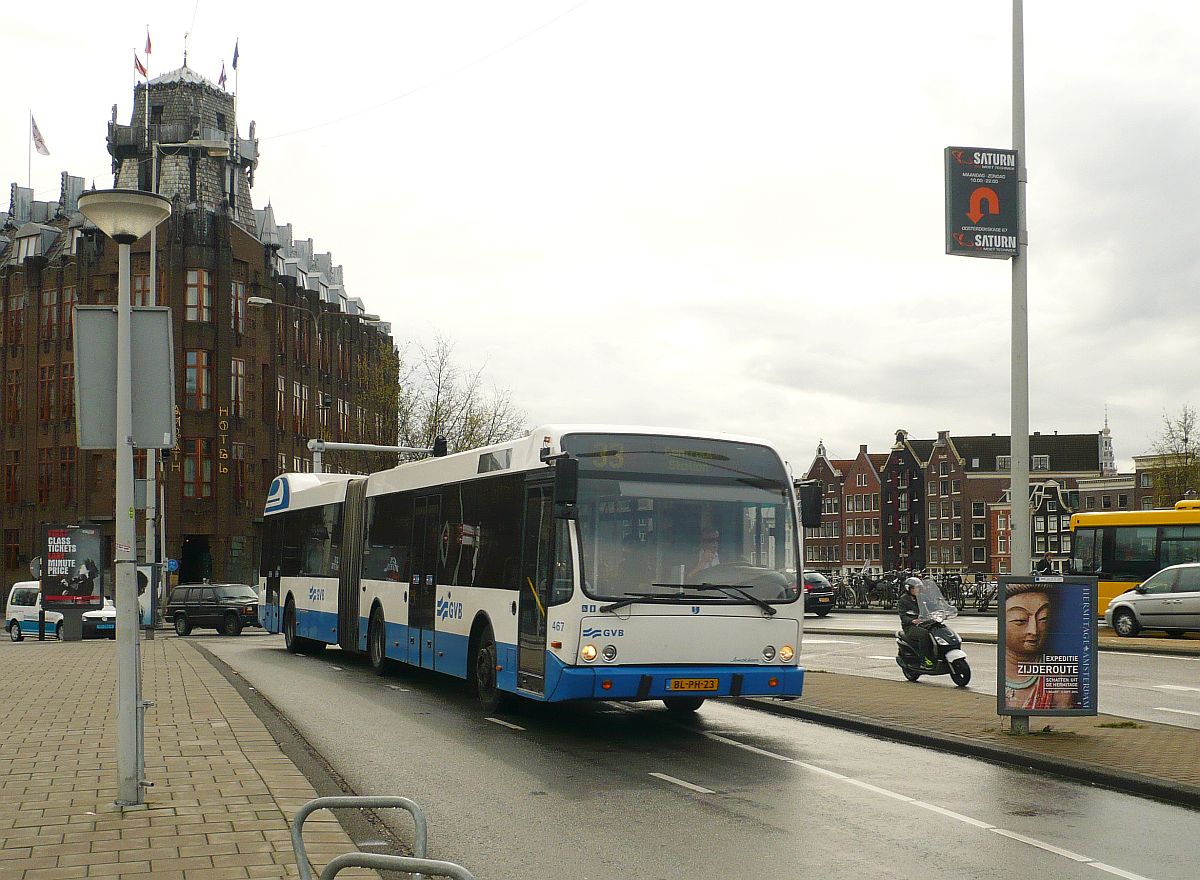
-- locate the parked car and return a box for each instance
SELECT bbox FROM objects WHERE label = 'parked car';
[166,582,260,636]
[784,570,836,616]
[1105,563,1200,637]
[6,581,117,641]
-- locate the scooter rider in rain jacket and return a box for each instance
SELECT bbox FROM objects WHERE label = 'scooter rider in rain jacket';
[899,577,935,669]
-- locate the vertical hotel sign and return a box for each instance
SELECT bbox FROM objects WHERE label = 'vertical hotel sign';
[997,575,1098,717]
[945,147,1019,258]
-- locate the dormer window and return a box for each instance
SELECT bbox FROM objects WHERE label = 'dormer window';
[1032,455,1050,470]
[16,235,39,261]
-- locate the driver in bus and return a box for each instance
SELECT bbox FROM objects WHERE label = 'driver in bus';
[687,529,721,580]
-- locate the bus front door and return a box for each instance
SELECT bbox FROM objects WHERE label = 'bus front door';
[409,493,440,670]
[518,483,553,695]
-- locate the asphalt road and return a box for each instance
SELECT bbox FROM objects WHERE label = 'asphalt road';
[202,631,1196,880]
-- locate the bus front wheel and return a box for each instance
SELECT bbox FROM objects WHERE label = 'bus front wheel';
[663,697,705,713]
[283,601,302,654]
[474,625,511,713]
[368,608,390,675]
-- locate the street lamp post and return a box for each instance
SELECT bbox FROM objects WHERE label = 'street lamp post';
[247,295,379,473]
[77,188,172,807]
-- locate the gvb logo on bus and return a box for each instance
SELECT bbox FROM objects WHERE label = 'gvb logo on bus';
[582,627,625,638]
[436,597,463,621]
[308,586,326,603]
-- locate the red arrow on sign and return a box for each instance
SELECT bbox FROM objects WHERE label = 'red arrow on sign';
[967,186,1000,224]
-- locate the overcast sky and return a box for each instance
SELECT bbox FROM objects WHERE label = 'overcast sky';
[5,2,1195,475]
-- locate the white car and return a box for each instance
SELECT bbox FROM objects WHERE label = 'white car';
[6,581,117,641]
[1104,563,1200,637]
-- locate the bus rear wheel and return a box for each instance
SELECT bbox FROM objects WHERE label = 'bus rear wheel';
[283,601,302,654]
[663,697,705,713]
[368,608,389,675]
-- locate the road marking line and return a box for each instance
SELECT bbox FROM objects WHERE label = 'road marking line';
[1102,651,1200,661]
[485,717,525,730]
[910,800,993,829]
[844,778,913,801]
[1153,684,1200,693]
[1090,862,1153,880]
[989,829,1091,862]
[704,732,792,762]
[791,760,848,780]
[869,655,896,661]
[385,685,410,691]
[649,772,714,794]
[329,666,343,671]
[804,639,858,645]
[1151,707,1200,717]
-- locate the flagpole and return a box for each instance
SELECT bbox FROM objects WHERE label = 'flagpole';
[28,111,32,190]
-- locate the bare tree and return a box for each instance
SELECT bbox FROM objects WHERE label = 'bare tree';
[397,335,526,453]
[1150,404,1200,505]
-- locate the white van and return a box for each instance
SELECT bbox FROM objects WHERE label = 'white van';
[5,581,117,641]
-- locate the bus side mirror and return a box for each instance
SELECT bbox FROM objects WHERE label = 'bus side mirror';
[796,480,822,529]
[554,457,579,519]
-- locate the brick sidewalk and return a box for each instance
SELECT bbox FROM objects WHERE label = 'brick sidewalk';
[0,637,372,879]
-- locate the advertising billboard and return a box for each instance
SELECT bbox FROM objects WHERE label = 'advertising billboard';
[41,525,108,608]
[945,146,1020,258]
[997,575,1098,716]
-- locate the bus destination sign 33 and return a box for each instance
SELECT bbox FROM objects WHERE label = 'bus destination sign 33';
[944,146,1019,259]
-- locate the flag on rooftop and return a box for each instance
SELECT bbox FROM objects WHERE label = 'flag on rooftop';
[30,115,49,156]
[134,52,147,78]
[145,27,152,57]
[232,39,239,71]
[218,62,227,88]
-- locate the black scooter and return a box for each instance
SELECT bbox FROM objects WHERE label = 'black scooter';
[895,609,971,687]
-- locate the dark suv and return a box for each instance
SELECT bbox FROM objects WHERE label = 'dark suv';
[166,582,259,636]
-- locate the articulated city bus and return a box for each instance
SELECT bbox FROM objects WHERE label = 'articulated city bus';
[1069,500,1200,610]
[258,425,810,711]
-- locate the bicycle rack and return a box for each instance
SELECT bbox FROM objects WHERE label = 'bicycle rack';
[291,795,475,880]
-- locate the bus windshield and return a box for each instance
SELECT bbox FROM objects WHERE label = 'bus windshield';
[562,433,799,604]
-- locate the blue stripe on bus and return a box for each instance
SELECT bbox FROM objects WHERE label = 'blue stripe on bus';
[542,653,804,702]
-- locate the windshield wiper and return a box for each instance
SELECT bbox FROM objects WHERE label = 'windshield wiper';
[599,592,671,613]
[651,583,778,616]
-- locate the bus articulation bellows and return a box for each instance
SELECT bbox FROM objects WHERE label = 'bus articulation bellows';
[258,426,810,711]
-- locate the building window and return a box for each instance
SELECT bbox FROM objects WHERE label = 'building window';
[40,288,59,340]
[338,399,350,439]
[62,287,76,339]
[1142,498,1154,510]
[5,451,20,505]
[37,448,53,503]
[998,514,1007,531]
[941,480,949,496]
[232,443,247,503]
[293,382,304,434]
[6,292,26,344]
[899,495,908,512]
[1035,516,1046,532]
[59,447,76,503]
[939,460,949,476]
[952,479,961,494]
[1102,496,1112,509]
[941,501,950,519]
[185,350,213,410]
[60,364,75,420]
[972,501,985,518]
[1062,534,1071,553]
[1035,535,1046,553]
[38,365,57,422]
[4,530,19,569]
[185,269,213,321]
[182,438,214,498]
[277,452,288,474]
[5,370,21,421]
[997,455,1011,471]
[276,376,286,430]
[231,358,246,418]
[1032,455,1050,470]
[1139,472,1152,489]
[1118,494,1128,509]
[972,523,985,539]
[900,514,909,534]
[953,545,963,563]
[929,501,937,520]
[952,500,962,518]
[998,535,1008,553]
[231,281,246,334]
[1086,496,1096,509]
[973,547,986,563]
[132,273,151,306]
[1048,500,1057,512]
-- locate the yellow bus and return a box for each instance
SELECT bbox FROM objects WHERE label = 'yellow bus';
[1069,500,1200,610]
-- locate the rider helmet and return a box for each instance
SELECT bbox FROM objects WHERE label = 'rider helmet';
[904,576,923,593]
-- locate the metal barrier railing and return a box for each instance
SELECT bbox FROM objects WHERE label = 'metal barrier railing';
[291,795,472,880]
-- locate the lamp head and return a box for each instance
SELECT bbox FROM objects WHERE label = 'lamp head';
[77,189,171,244]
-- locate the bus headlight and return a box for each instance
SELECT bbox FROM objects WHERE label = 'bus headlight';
[581,644,598,662]
[602,644,618,662]
[762,645,776,661]
[779,645,794,662]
